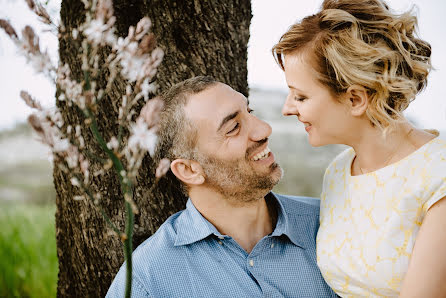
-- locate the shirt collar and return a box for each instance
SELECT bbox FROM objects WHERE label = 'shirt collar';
[174,199,221,246]
[174,193,311,249]
[269,192,311,249]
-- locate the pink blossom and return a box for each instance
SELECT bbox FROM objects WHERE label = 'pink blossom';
[155,158,171,178]
[24,0,52,25]
[20,90,42,110]
[135,17,152,40]
[22,25,40,54]
[151,48,164,68]
[139,97,163,130]
[96,0,114,21]
[0,19,18,39]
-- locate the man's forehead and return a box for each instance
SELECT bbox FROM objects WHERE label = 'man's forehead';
[184,83,248,126]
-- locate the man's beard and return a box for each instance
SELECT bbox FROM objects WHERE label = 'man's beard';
[194,150,283,204]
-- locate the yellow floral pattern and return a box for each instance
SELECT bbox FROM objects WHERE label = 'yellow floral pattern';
[317,136,446,297]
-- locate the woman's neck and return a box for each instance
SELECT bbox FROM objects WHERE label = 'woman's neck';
[349,122,436,175]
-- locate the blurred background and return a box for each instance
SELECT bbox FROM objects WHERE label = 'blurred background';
[1,0,445,296]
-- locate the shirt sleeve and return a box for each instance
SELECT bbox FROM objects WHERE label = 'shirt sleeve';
[106,266,151,298]
[423,178,446,213]
[422,146,446,213]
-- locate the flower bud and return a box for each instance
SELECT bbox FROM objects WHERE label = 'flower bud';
[155,158,171,178]
[139,97,163,130]
[0,19,18,39]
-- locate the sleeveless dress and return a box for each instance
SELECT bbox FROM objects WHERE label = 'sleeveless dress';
[316,136,446,297]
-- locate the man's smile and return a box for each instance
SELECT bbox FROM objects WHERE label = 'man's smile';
[251,147,271,161]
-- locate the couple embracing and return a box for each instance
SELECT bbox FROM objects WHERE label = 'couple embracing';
[108,0,446,297]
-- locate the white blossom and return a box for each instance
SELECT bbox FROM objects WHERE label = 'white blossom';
[151,48,164,68]
[140,79,157,100]
[119,53,145,82]
[58,93,66,101]
[53,137,70,152]
[5,2,166,224]
[106,136,119,150]
[128,118,158,156]
[114,36,129,53]
[75,125,81,137]
[51,110,64,128]
[70,177,80,187]
[80,159,89,173]
[65,152,78,169]
[134,17,152,39]
[83,19,109,45]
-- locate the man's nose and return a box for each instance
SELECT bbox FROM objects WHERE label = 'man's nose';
[249,115,272,142]
[282,96,298,116]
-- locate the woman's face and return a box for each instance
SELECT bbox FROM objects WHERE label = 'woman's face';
[282,53,352,147]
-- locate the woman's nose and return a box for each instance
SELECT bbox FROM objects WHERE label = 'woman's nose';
[282,96,298,116]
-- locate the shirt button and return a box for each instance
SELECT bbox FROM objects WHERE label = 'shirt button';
[249,259,254,267]
[218,236,224,240]
[218,241,223,245]
[271,243,275,248]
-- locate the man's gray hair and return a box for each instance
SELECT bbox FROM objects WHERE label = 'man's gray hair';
[154,76,218,194]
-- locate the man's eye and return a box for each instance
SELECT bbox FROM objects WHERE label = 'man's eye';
[248,108,254,114]
[227,123,240,134]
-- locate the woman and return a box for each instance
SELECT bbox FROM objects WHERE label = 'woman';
[272,0,446,297]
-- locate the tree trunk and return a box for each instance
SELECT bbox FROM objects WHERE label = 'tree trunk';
[55,0,252,296]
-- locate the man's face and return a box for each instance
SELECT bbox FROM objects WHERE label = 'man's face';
[184,83,283,202]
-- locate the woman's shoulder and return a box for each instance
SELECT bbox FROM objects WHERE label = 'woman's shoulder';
[425,133,446,153]
[422,135,446,175]
[412,133,446,166]
[417,134,446,211]
[325,147,354,173]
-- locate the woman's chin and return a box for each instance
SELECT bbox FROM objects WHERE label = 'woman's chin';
[308,135,329,147]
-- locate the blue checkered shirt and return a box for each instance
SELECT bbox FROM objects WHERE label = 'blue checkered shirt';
[106,193,336,297]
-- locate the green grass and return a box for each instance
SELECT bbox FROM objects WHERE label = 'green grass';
[0,203,57,297]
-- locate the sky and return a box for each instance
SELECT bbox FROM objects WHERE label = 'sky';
[1,0,445,130]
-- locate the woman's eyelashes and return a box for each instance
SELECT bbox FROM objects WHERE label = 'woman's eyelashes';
[294,96,307,102]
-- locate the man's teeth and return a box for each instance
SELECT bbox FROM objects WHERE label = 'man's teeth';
[252,147,271,161]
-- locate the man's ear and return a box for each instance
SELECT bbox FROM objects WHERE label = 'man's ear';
[345,85,369,117]
[170,159,205,185]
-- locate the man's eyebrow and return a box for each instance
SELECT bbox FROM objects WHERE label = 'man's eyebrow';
[217,110,239,132]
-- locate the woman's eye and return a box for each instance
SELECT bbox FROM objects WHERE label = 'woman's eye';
[227,123,240,134]
[294,96,306,102]
[248,108,254,114]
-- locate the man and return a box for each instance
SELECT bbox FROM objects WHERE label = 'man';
[107,76,336,297]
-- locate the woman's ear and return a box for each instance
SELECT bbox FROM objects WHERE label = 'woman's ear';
[170,159,205,186]
[345,85,369,117]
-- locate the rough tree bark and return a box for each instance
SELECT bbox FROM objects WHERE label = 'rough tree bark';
[55,0,252,296]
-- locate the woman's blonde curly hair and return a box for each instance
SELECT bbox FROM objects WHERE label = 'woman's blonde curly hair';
[272,0,431,132]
